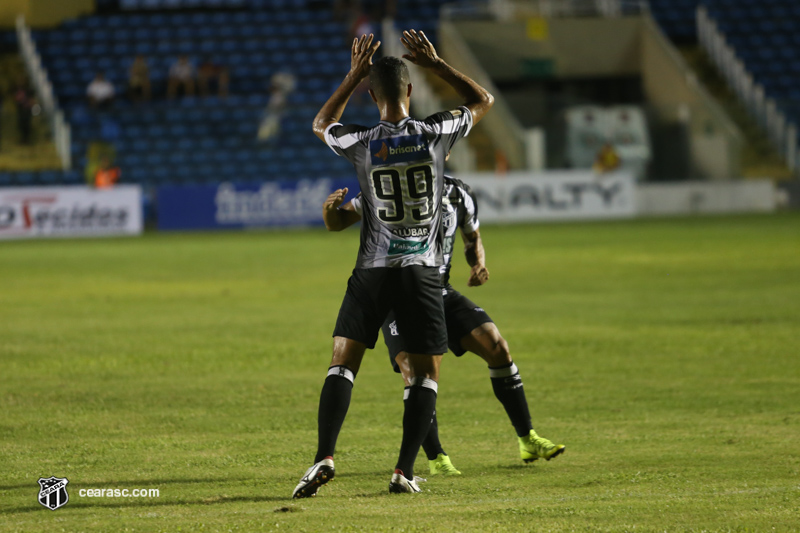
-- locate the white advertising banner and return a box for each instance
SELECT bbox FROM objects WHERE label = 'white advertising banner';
[458,170,637,223]
[0,185,143,240]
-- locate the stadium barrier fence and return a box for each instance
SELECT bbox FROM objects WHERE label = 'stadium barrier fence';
[15,14,73,171]
[697,6,799,174]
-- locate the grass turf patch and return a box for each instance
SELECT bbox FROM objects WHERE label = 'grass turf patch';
[1,213,798,531]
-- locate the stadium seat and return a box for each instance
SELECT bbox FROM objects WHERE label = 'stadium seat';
[13,172,36,185]
[20,0,419,186]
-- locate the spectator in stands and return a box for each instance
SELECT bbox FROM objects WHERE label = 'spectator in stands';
[87,73,115,110]
[128,55,151,102]
[94,157,121,189]
[257,70,296,142]
[13,78,35,145]
[593,142,621,174]
[198,58,229,99]
[167,56,196,99]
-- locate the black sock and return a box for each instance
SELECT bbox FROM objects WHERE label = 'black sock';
[314,366,355,463]
[422,409,445,460]
[403,387,445,461]
[395,379,438,479]
[489,362,533,438]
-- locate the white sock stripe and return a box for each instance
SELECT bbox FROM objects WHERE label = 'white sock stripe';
[403,388,410,400]
[409,377,438,394]
[327,365,355,384]
[489,363,519,379]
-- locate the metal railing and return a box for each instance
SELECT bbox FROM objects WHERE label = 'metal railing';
[697,6,798,173]
[15,14,72,171]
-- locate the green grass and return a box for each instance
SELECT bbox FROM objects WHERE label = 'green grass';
[1,214,799,532]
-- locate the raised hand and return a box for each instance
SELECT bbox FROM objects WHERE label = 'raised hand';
[350,34,381,82]
[401,29,441,69]
[323,188,349,213]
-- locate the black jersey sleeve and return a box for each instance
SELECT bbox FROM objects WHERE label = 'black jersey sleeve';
[455,178,480,233]
[423,106,474,153]
[323,123,369,164]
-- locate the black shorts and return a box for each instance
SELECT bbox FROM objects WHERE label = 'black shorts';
[383,285,493,372]
[333,266,447,355]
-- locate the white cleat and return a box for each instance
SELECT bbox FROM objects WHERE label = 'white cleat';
[292,457,335,499]
[388,469,422,494]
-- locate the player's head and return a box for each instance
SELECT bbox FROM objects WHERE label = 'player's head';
[369,56,411,104]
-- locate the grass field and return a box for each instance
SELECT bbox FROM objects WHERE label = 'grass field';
[1,213,799,532]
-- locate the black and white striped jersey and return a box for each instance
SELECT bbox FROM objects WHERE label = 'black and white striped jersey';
[324,107,473,268]
[352,175,480,287]
[439,175,479,287]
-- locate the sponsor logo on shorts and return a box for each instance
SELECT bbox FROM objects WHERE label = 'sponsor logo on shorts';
[389,321,399,336]
[474,307,484,312]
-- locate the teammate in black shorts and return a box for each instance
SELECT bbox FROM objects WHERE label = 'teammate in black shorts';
[292,31,493,498]
[322,175,565,474]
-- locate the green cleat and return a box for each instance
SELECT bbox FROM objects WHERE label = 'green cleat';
[518,430,566,463]
[428,453,462,476]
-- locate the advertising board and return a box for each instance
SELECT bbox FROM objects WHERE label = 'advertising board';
[0,185,143,239]
[458,171,637,223]
[157,179,358,231]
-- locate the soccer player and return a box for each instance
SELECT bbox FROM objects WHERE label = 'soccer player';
[322,175,566,475]
[292,31,493,497]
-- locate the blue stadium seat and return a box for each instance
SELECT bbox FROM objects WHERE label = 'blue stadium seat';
[63,170,82,184]
[39,171,60,184]
[31,1,391,186]
[14,172,36,185]
[150,167,171,183]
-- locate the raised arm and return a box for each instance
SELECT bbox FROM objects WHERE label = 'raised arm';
[401,29,494,124]
[322,188,362,231]
[312,34,381,142]
[463,228,490,287]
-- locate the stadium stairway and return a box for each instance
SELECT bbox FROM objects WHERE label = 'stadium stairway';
[0,53,68,185]
[700,1,800,127]
[680,46,793,179]
[649,0,800,174]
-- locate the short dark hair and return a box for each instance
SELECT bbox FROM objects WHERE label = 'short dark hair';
[369,56,409,102]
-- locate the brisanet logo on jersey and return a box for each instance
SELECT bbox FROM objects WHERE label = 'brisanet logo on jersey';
[370,134,429,166]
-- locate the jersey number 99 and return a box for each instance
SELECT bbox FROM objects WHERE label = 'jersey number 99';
[370,164,435,224]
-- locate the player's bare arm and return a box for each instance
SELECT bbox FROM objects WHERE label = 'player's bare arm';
[322,188,361,231]
[463,228,490,287]
[312,34,381,141]
[401,29,494,124]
